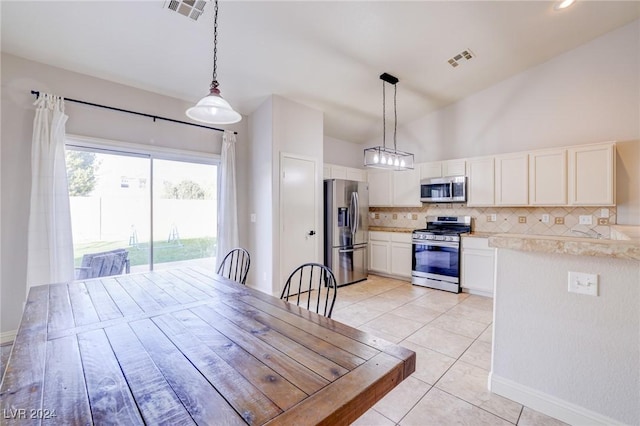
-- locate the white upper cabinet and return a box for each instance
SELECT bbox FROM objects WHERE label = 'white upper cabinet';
[419,159,466,179]
[495,153,529,206]
[443,159,466,177]
[367,169,392,206]
[568,142,616,206]
[466,157,495,206]
[324,164,366,182]
[392,169,421,207]
[419,162,442,179]
[346,168,366,182]
[529,149,567,205]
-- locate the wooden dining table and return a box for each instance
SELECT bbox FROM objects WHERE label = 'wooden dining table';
[1,267,415,425]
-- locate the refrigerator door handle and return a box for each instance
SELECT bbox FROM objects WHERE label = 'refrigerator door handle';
[339,248,355,253]
[349,192,357,235]
[353,191,359,234]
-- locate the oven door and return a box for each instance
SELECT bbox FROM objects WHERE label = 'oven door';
[411,239,461,292]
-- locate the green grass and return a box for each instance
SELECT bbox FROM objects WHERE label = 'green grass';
[74,237,216,267]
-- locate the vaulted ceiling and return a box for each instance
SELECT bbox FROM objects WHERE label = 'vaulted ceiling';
[2,1,639,143]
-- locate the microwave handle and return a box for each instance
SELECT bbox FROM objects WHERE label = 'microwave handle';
[449,182,454,198]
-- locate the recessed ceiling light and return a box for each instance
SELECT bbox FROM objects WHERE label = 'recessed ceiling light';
[554,0,576,11]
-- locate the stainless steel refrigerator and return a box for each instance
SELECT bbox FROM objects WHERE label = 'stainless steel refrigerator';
[323,179,368,287]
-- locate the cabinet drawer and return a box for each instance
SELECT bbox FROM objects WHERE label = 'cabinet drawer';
[391,232,412,243]
[369,231,392,242]
[462,237,490,250]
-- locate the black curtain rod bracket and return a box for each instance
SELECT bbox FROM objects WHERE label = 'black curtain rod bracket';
[30,90,237,135]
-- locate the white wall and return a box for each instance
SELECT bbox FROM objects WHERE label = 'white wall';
[491,249,639,425]
[323,135,364,169]
[0,53,248,336]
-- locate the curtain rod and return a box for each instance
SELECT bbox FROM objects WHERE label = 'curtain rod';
[30,90,238,135]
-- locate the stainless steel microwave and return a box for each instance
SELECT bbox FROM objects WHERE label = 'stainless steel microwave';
[420,176,467,203]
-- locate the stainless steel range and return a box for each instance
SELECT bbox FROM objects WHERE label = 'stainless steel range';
[411,216,471,293]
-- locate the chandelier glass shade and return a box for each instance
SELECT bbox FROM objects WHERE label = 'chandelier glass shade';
[186,0,241,125]
[364,73,414,171]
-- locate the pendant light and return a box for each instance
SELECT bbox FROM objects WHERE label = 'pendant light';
[364,73,414,171]
[186,0,241,124]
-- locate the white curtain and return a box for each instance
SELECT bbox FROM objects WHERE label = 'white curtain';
[26,93,75,292]
[216,131,239,269]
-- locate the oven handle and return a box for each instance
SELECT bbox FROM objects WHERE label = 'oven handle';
[412,240,459,249]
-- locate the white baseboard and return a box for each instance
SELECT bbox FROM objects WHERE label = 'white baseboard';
[0,330,16,345]
[490,374,625,426]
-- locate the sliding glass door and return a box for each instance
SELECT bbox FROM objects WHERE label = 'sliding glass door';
[66,146,217,273]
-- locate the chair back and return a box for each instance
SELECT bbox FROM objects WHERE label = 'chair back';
[77,249,130,280]
[217,248,250,284]
[281,263,337,318]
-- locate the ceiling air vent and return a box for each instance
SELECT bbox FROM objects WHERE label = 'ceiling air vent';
[165,0,207,21]
[447,49,475,68]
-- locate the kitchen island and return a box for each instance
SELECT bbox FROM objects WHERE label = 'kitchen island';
[488,233,639,425]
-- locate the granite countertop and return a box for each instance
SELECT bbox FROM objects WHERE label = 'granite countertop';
[488,233,640,261]
[461,232,497,239]
[368,226,414,233]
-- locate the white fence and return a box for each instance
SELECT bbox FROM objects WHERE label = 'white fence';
[70,196,217,243]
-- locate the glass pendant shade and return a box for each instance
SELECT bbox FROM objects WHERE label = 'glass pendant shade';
[364,146,414,171]
[186,87,241,124]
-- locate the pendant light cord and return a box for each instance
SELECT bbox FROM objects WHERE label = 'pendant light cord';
[211,0,219,88]
[382,80,386,150]
[393,83,397,152]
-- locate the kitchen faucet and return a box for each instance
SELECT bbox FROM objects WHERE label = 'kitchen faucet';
[571,229,604,239]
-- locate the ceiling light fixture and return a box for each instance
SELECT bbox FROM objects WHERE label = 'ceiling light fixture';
[186,0,241,124]
[554,0,576,11]
[364,73,414,171]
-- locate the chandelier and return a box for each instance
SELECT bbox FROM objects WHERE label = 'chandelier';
[364,73,414,170]
[186,0,241,124]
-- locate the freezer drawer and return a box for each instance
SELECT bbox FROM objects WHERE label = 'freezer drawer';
[332,244,368,287]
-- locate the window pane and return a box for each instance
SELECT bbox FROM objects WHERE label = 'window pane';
[67,149,151,273]
[152,159,217,270]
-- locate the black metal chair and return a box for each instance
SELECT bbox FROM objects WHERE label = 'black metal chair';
[217,248,251,285]
[75,248,130,280]
[281,263,337,318]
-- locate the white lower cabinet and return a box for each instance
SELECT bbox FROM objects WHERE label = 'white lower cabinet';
[461,237,495,297]
[369,231,412,279]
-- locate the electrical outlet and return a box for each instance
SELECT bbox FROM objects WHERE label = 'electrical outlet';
[579,215,593,225]
[568,271,598,296]
[250,213,257,223]
[541,214,550,223]
[600,208,609,218]
[370,212,376,219]
[518,216,526,224]
[555,217,565,225]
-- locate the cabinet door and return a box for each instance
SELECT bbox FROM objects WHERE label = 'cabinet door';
[368,170,392,206]
[392,169,421,207]
[461,249,495,297]
[420,162,442,179]
[529,149,566,205]
[369,241,390,273]
[495,153,528,206]
[568,143,615,205]
[390,243,412,278]
[323,164,331,179]
[346,168,366,182]
[443,160,466,177]
[330,165,347,180]
[466,157,495,206]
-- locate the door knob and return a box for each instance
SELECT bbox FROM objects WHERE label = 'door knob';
[308,230,316,236]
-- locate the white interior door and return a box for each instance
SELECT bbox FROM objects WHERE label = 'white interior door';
[280,154,318,294]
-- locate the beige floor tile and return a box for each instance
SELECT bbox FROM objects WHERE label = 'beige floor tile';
[353,295,409,312]
[351,408,395,426]
[518,407,568,426]
[428,312,489,339]
[389,303,443,324]
[358,324,404,344]
[477,326,493,343]
[459,340,492,371]
[461,294,493,310]
[373,376,431,422]
[407,295,458,313]
[406,325,474,358]
[447,303,493,325]
[376,285,430,302]
[398,341,456,385]
[436,361,522,423]
[400,387,513,426]
[362,313,425,340]
[331,303,386,328]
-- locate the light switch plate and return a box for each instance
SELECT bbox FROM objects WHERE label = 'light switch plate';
[250,213,257,223]
[568,271,598,296]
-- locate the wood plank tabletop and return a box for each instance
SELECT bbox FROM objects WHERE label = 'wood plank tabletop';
[0,267,415,425]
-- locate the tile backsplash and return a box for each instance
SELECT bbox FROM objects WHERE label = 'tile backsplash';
[369,205,616,238]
